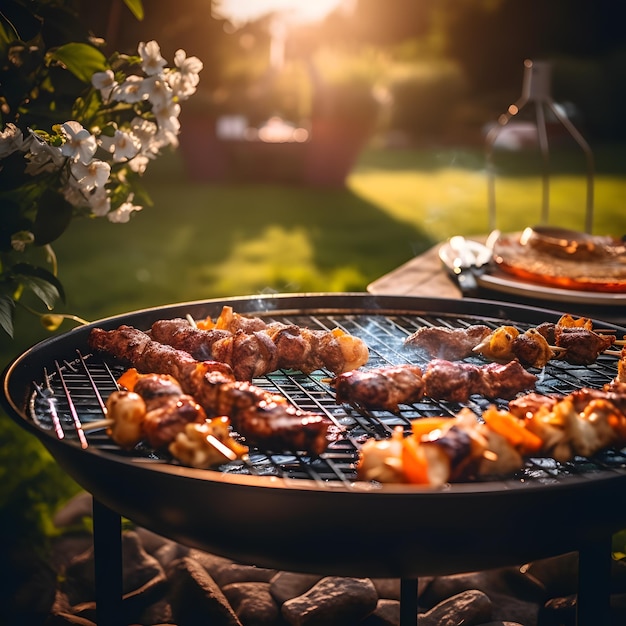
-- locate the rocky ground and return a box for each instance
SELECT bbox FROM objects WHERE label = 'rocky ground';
[5,491,626,626]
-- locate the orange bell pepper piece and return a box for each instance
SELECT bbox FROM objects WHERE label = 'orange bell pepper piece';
[401,435,431,484]
[117,367,140,391]
[411,417,453,439]
[482,406,543,454]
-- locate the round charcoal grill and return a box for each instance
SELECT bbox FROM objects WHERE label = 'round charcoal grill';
[3,293,626,626]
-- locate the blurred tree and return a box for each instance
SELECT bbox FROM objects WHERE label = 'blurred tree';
[437,0,626,93]
[350,0,436,45]
[86,0,230,90]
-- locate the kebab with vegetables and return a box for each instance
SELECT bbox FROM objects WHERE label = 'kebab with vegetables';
[404,315,620,368]
[88,368,248,468]
[357,385,626,487]
[88,325,333,455]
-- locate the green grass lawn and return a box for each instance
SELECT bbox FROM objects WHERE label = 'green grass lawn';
[5,141,626,367]
[2,141,626,557]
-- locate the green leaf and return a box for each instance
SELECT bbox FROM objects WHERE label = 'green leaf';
[49,43,108,83]
[0,294,15,337]
[11,263,65,309]
[32,189,74,246]
[123,0,145,21]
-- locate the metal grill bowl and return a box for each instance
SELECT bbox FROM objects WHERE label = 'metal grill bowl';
[3,293,626,581]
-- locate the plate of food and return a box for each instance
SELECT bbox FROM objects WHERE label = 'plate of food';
[480,226,626,303]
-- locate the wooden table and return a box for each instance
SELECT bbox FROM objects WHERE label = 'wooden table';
[367,241,626,327]
[368,243,463,299]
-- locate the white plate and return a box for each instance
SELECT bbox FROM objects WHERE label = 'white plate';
[478,271,626,305]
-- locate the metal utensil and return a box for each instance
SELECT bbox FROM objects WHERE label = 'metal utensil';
[439,235,495,297]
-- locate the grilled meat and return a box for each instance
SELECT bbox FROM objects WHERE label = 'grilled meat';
[547,326,614,365]
[508,392,563,418]
[334,365,424,412]
[89,326,332,455]
[423,359,537,402]
[132,373,208,449]
[152,314,369,378]
[198,306,370,374]
[104,370,248,466]
[405,315,618,368]
[358,386,626,487]
[105,372,209,449]
[334,359,537,410]
[403,325,492,360]
[534,321,616,364]
[150,319,278,380]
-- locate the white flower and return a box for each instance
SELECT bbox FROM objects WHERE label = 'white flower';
[168,49,203,99]
[99,128,141,162]
[92,69,117,100]
[71,158,111,191]
[0,123,26,158]
[127,153,151,174]
[130,117,160,156]
[60,121,97,164]
[141,75,173,112]
[154,100,181,138]
[115,75,145,104]
[63,184,88,207]
[138,40,167,76]
[24,131,65,175]
[107,195,142,223]
[88,187,111,217]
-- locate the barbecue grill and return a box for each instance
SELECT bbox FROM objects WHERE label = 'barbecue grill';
[3,293,626,626]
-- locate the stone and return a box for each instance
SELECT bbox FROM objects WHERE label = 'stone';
[269,571,323,604]
[167,556,242,626]
[281,576,378,626]
[538,594,576,626]
[362,598,401,625]
[53,491,93,528]
[189,548,277,586]
[44,611,97,625]
[136,525,184,555]
[421,567,541,624]
[153,539,191,570]
[371,578,402,601]
[223,581,281,625]
[418,589,492,626]
[421,567,540,608]
[61,530,166,606]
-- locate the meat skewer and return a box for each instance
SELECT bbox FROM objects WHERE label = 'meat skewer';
[404,315,620,368]
[333,359,538,410]
[151,319,279,380]
[190,306,370,376]
[358,385,626,488]
[88,325,332,455]
[85,369,247,467]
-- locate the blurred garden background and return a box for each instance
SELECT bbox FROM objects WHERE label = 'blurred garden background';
[2,0,626,612]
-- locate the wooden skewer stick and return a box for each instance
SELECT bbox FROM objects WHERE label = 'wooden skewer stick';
[205,434,238,461]
[82,418,113,431]
[81,418,238,461]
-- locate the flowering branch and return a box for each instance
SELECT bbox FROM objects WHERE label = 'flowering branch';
[0,2,202,337]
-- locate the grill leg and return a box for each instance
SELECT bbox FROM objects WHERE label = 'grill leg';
[400,577,418,626]
[577,535,612,626]
[92,498,123,626]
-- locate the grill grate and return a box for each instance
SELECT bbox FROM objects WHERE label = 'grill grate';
[28,310,625,488]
